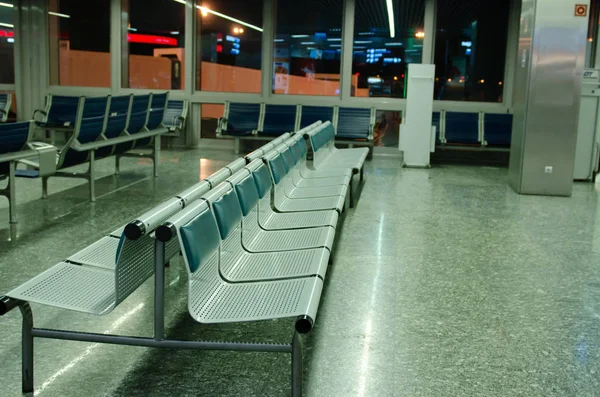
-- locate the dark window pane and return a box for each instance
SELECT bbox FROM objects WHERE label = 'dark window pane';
[351,0,425,99]
[434,0,510,102]
[273,0,343,96]
[48,0,111,87]
[196,0,263,93]
[125,0,185,89]
[0,2,14,85]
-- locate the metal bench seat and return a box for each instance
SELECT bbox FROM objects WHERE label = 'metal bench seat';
[158,199,324,326]
[245,160,340,230]
[308,121,368,176]
[263,150,346,213]
[223,169,336,252]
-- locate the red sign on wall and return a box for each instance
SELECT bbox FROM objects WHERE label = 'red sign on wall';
[575,4,588,17]
[127,34,177,46]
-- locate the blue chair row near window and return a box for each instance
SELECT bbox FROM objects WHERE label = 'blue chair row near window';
[217,102,374,147]
[433,111,512,147]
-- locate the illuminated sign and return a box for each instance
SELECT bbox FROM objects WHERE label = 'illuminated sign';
[461,41,472,47]
[0,29,13,38]
[366,48,392,63]
[127,33,177,46]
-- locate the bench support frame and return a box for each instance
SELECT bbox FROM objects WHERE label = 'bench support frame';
[0,161,17,223]
[8,239,305,397]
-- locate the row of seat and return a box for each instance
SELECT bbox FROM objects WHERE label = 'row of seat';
[0,121,369,396]
[0,93,12,123]
[433,111,513,147]
[217,101,375,142]
[0,93,189,225]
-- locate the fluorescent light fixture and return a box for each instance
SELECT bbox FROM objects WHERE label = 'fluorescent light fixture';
[7,37,13,43]
[330,44,341,47]
[386,0,395,38]
[291,34,309,38]
[385,42,403,46]
[354,40,372,44]
[358,32,374,36]
[195,5,263,32]
[48,11,70,18]
[173,0,186,4]
[300,41,315,45]
[327,38,341,41]
[274,39,284,42]
[170,31,180,35]
[0,2,13,8]
[128,27,137,32]
[0,22,13,28]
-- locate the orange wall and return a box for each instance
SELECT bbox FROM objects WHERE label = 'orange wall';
[129,55,172,89]
[199,62,261,93]
[59,50,111,87]
[274,73,340,96]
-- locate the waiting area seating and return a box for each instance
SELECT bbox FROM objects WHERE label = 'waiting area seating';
[0,92,12,123]
[0,121,367,396]
[217,102,375,153]
[434,110,513,148]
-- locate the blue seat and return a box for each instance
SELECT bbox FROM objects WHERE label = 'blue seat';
[300,106,334,129]
[484,114,513,146]
[0,121,32,175]
[133,92,168,149]
[336,107,372,140]
[432,112,441,143]
[444,112,479,144]
[163,99,188,134]
[96,95,132,159]
[115,94,151,154]
[219,102,260,136]
[0,93,12,122]
[260,104,297,136]
[59,97,109,169]
[33,95,80,128]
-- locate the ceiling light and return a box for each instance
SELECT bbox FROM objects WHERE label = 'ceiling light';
[385,42,403,46]
[0,22,14,28]
[386,0,395,38]
[354,41,372,44]
[291,34,309,38]
[48,11,70,18]
[274,39,284,42]
[173,0,186,4]
[300,41,316,45]
[128,27,137,32]
[0,2,13,8]
[195,5,263,32]
[170,31,179,35]
[327,38,341,41]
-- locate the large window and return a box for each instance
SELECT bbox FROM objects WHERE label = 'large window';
[48,0,111,87]
[124,0,185,89]
[434,0,510,102]
[0,2,14,85]
[273,0,343,96]
[195,0,263,93]
[351,0,425,99]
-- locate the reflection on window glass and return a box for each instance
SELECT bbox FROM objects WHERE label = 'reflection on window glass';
[351,0,425,99]
[201,103,224,139]
[586,0,600,67]
[375,110,401,147]
[125,0,185,89]
[0,2,14,84]
[273,0,343,96]
[196,0,263,93]
[48,0,111,87]
[434,0,509,102]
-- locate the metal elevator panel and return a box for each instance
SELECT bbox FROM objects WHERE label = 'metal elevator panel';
[509,0,589,196]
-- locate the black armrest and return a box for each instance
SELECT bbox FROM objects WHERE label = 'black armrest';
[0,295,20,316]
[32,109,48,122]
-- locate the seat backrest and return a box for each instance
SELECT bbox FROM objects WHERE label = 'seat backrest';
[248,160,274,199]
[262,104,297,135]
[445,111,479,144]
[105,95,132,139]
[0,120,33,155]
[205,183,243,241]
[277,144,297,172]
[264,151,288,185]
[47,95,81,126]
[300,106,333,129]
[127,94,151,134]
[336,107,372,139]
[226,102,261,132]
[231,170,260,216]
[0,93,10,122]
[147,92,169,130]
[484,113,513,146]
[163,99,188,128]
[176,201,221,273]
[76,96,109,144]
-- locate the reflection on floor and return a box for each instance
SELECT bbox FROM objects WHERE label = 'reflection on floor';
[1,149,600,396]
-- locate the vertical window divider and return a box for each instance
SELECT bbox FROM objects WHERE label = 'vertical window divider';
[111,0,123,94]
[423,0,437,64]
[340,0,355,105]
[185,0,194,96]
[261,0,275,102]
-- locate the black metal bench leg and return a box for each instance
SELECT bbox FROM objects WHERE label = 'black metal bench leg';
[20,303,34,393]
[349,177,354,209]
[89,151,96,202]
[41,176,49,199]
[291,332,303,397]
[115,155,120,175]
[8,161,16,224]
[360,166,364,182]
[153,136,160,178]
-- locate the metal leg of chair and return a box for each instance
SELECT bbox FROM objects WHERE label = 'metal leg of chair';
[20,303,34,394]
[115,155,121,175]
[8,161,16,224]
[41,176,49,199]
[234,138,240,155]
[291,332,303,397]
[153,136,160,177]
[349,177,354,209]
[360,166,364,182]
[89,151,96,202]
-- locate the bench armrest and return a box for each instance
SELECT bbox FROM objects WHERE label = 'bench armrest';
[0,295,20,316]
[368,123,375,141]
[32,109,47,122]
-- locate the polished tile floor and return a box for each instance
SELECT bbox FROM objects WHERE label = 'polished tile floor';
[1,149,600,396]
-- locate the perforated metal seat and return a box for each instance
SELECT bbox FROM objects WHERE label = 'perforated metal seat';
[308,121,369,172]
[161,199,324,325]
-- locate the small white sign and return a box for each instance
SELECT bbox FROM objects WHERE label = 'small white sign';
[584,70,600,80]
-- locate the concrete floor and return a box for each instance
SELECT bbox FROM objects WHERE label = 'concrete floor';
[1,148,600,396]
